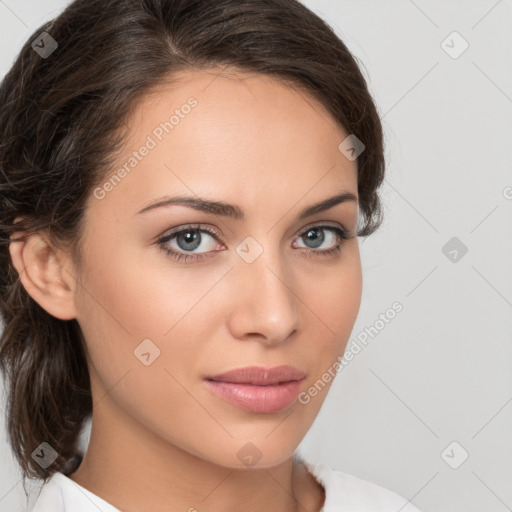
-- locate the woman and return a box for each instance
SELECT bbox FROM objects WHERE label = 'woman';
[0,0,422,511]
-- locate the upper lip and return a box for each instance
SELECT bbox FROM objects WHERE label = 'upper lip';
[205,365,307,385]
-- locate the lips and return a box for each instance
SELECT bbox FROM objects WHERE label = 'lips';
[204,365,307,413]
[205,365,307,385]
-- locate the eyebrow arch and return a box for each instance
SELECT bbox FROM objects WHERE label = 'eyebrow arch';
[136,191,357,220]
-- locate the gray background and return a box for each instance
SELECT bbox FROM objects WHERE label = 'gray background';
[1,1,511,511]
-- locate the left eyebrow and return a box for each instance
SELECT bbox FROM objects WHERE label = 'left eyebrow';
[135,191,358,220]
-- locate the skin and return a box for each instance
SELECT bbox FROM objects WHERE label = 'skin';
[9,68,362,512]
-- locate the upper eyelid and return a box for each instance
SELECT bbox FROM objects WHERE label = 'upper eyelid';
[297,221,348,234]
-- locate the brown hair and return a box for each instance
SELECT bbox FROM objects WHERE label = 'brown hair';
[0,0,385,488]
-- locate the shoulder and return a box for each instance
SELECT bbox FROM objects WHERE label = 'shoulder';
[29,472,120,512]
[302,459,423,512]
[29,473,65,512]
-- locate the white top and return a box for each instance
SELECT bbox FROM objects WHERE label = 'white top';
[30,459,423,512]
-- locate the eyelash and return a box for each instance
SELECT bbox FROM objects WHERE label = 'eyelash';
[156,223,355,264]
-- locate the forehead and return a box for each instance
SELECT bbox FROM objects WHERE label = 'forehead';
[126,67,348,157]
[87,67,357,218]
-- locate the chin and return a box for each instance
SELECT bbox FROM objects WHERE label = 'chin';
[192,432,303,470]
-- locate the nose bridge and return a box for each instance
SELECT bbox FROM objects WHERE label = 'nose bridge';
[229,238,300,342]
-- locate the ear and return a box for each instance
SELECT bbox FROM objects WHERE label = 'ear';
[8,230,78,320]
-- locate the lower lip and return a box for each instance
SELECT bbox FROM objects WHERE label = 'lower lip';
[204,378,305,413]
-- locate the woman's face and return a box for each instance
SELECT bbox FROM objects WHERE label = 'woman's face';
[72,68,362,469]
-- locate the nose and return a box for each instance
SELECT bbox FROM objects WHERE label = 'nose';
[226,250,300,346]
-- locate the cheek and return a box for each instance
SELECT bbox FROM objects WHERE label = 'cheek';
[302,245,362,350]
[73,239,229,399]
[75,234,222,340]
[72,248,216,448]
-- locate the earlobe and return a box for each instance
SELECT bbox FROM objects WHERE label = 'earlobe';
[8,232,78,320]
